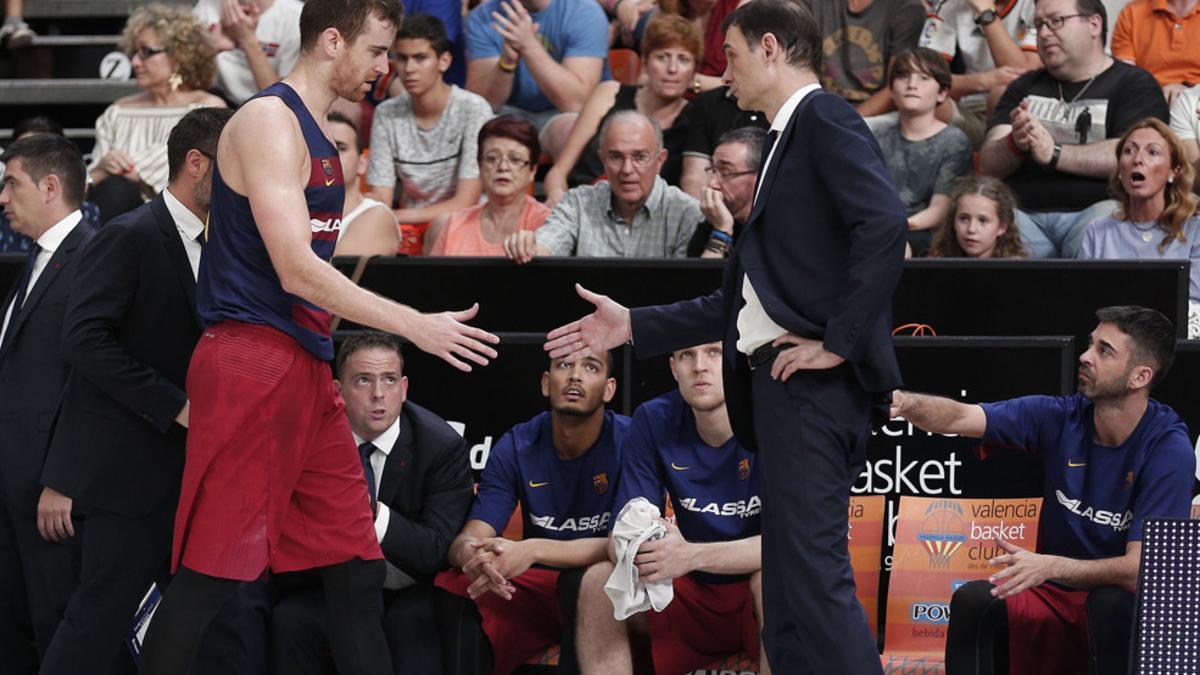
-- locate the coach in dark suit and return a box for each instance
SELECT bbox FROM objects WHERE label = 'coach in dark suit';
[34,108,233,675]
[271,330,474,675]
[0,134,96,673]
[545,2,907,672]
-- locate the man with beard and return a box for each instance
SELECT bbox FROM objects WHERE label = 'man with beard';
[890,305,1195,675]
[575,341,768,675]
[436,349,628,675]
[138,1,500,674]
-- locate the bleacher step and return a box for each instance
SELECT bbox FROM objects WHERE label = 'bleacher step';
[0,78,138,105]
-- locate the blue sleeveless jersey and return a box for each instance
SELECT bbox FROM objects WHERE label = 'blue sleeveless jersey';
[197,82,345,361]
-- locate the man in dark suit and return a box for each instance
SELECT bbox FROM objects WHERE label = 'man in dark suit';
[34,107,233,675]
[544,1,907,672]
[0,134,97,673]
[271,330,474,675]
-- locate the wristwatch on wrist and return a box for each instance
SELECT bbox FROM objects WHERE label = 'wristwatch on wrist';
[975,8,998,25]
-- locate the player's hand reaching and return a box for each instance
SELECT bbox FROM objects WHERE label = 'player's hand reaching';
[988,538,1062,598]
[545,284,632,360]
[409,303,500,372]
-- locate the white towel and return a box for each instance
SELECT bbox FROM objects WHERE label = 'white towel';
[604,498,674,620]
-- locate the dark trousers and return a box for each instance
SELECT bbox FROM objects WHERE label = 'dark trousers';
[0,491,80,674]
[945,580,1135,675]
[752,363,882,675]
[272,582,442,675]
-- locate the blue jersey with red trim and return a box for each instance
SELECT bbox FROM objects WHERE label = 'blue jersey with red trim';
[469,411,629,542]
[197,82,344,360]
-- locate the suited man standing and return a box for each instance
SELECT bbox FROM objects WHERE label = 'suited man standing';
[29,107,233,675]
[271,330,474,675]
[544,1,907,672]
[0,134,96,672]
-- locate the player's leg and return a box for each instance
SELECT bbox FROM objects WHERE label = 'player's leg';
[749,570,772,675]
[317,559,392,675]
[435,586,493,675]
[945,580,1007,675]
[1084,586,1135,675]
[138,567,240,674]
[576,560,648,674]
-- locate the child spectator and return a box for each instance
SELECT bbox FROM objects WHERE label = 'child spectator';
[929,175,1028,258]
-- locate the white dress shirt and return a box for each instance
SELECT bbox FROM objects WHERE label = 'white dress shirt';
[736,83,823,355]
[0,210,83,346]
[162,188,205,280]
[353,416,416,590]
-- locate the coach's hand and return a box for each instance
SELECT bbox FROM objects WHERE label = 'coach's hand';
[988,538,1062,598]
[545,284,632,360]
[634,521,694,584]
[410,303,499,373]
[770,333,845,381]
[37,487,75,543]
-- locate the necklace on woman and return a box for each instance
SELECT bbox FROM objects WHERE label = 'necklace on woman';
[1131,219,1158,243]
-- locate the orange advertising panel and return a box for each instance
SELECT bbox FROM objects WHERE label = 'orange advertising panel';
[849,494,886,641]
[881,496,1041,675]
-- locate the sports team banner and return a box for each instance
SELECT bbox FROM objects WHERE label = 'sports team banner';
[880,496,1042,675]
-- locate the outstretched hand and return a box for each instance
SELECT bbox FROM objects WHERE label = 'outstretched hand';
[988,538,1060,598]
[544,284,632,359]
[410,303,500,372]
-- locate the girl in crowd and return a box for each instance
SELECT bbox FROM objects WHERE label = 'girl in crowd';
[329,112,399,258]
[929,176,1027,259]
[425,116,549,256]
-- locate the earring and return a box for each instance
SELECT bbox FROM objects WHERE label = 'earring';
[168,72,183,91]
[1169,176,1175,184]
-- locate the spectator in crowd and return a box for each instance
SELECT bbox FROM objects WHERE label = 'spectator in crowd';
[504,111,702,262]
[407,0,468,86]
[330,113,400,258]
[0,0,33,48]
[33,108,232,675]
[892,305,1195,675]
[929,175,1028,258]
[617,0,740,94]
[575,341,767,675]
[368,13,493,255]
[678,86,767,199]
[1111,0,1200,105]
[194,0,304,105]
[273,331,473,675]
[877,48,973,257]
[89,4,226,225]
[688,126,764,257]
[979,0,1168,258]
[435,348,627,675]
[464,0,609,158]
[1170,83,1200,176]
[917,0,1040,146]
[0,134,96,674]
[1079,119,1200,335]
[543,14,700,208]
[425,116,550,255]
[806,0,926,121]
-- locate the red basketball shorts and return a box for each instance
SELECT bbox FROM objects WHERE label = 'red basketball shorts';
[1006,582,1090,675]
[648,575,761,675]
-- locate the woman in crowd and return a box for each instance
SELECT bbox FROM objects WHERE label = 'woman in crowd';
[615,0,737,95]
[329,112,399,258]
[88,4,225,223]
[1079,118,1200,336]
[542,14,700,207]
[425,116,549,256]
[929,176,1027,259]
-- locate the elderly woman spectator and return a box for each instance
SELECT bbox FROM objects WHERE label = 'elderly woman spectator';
[425,116,550,256]
[929,176,1028,259]
[87,4,225,224]
[542,13,699,208]
[1080,118,1200,337]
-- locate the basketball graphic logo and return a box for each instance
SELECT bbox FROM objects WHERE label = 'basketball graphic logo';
[916,500,967,568]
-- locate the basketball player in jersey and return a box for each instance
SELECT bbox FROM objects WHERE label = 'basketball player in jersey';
[138,2,500,673]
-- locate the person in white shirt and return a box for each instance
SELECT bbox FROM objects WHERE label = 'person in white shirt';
[194,0,304,104]
[329,112,399,257]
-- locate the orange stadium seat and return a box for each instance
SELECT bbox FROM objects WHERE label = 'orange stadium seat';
[609,49,641,86]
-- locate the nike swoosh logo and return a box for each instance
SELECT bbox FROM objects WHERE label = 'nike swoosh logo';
[528,480,549,488]
[670,462,690,471]
[324,178,335,187]
[1067,460,1087,467]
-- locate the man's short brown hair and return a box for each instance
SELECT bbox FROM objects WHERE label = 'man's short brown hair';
[299,0,404,52]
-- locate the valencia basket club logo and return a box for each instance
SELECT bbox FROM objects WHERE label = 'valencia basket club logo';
[917,499,967,569]
[593,472,609,495]
[737,458,751,480]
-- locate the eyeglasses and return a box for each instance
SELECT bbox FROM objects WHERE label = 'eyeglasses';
[602,152,655,169]
[481,153,531,169]
[1032,13,1089,32]
[128,45,169,60]
[704,166,756,183]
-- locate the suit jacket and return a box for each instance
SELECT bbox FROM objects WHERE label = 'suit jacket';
[0,220,96,512]
[41,194,203,517]
[630,90,907,450]
[377,401,474,580]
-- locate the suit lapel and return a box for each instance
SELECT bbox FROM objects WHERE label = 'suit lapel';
[152,194,201,328]
[4,223,88,347]
[744,92,814,230]
[377,414,414,506]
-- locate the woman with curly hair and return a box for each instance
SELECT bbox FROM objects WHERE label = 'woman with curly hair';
[87,3,225,223]
[929,176,1028,259]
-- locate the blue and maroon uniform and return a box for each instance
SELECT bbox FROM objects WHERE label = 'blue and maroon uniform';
[616,390,763,674]
[172,82,381,581]
[435,410,628,675]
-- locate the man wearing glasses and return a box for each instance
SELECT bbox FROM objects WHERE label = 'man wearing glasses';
[688,126,765,258]
[978,0,1167,258]
[503,110,702,262]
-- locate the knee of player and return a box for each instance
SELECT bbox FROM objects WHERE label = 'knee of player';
[579,560,616,599]
[1084,586,1134,624]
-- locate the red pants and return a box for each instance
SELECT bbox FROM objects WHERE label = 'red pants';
[1006,583,1090,675]
[648,575,761,675]
[172,322,381,580]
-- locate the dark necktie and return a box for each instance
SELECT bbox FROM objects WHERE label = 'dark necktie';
[1,244,41,353]
[358,441,378,505]
[195,231,205,249]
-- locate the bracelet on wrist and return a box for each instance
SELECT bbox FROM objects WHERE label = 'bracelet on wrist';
[1045,142,1062,170]
[498,56,517,73]
[709,229,733,243]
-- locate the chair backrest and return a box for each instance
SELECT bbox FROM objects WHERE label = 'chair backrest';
[609,48,641,85]
[1134,517,1200,675]
[850,495,887,642]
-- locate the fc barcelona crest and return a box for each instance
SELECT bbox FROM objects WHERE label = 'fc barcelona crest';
[593,472,608,495]
[737,458,751,480]
[321,157,335,176]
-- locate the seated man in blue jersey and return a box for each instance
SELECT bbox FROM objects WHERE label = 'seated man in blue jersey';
[575,341,770,675]
[890,305,1195,675]
[434,348,629,675]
